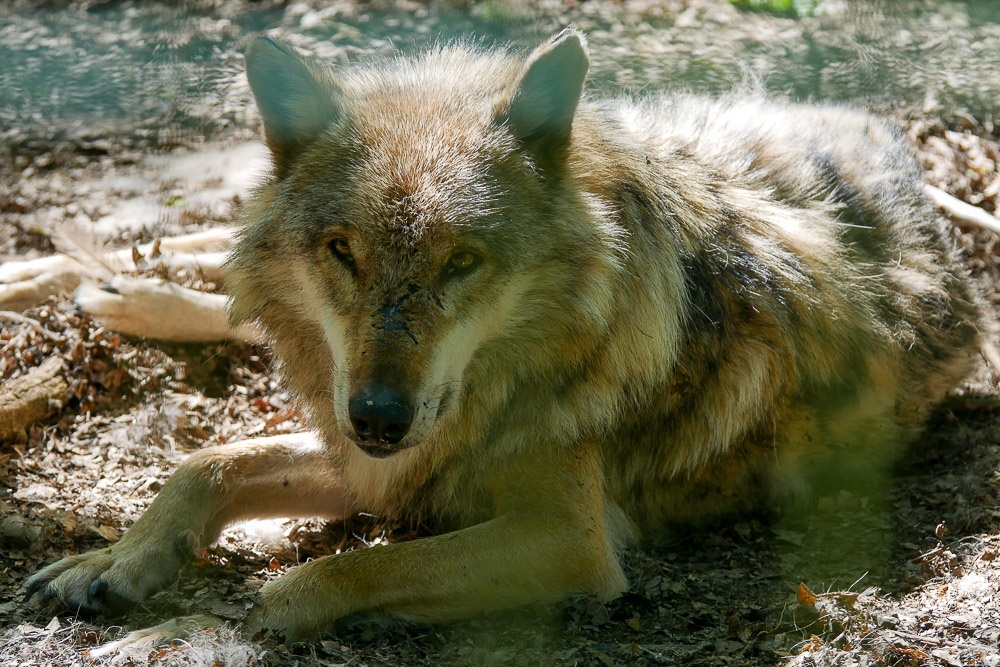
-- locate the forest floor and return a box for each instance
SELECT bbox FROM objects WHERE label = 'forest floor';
[2,1,1000,665]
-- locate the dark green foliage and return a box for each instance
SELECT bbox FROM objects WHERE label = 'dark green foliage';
[729,0,822,17]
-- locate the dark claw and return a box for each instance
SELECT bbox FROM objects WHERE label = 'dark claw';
[25,577,45,599]
[71,599,102,619]
[88,578,107,601]
[84,578,135,618]
[98,283,121,294]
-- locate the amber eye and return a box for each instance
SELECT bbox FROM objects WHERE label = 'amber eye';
[331,238,350,257]
[448,251,481,275]
[328,237,356,272]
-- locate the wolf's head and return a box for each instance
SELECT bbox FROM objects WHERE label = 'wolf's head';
[228,30,624,459]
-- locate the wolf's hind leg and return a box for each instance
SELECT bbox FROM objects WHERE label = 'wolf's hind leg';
[26,431,350,617]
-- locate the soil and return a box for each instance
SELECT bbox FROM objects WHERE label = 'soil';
[1,1,1000,666]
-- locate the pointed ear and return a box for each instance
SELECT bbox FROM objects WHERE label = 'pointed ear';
[499,28,590,158]
[244,35,345,175]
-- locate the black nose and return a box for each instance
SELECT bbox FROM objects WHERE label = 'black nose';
[349,385,414,445]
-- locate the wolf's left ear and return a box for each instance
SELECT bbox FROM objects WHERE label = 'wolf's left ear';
[499,28,590,158]
[245,35,346,175]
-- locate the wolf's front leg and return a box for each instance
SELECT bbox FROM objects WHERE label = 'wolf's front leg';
[27,432,351,616]
[246,444,627,642]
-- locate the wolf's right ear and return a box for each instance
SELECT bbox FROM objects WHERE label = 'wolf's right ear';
[498,28,590,162]
[245,36,345,175]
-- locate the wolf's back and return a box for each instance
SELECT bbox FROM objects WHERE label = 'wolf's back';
[574,92,983,528]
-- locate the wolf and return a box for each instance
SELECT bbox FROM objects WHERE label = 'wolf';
[26,28,985,645]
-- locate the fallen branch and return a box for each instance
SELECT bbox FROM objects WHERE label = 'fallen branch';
[0,311,62,342]
[890,630,994,654]
[0,356,69,441]
[924,184,1000,236]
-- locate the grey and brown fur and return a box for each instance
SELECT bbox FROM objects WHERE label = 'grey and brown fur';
[28,29,985,644]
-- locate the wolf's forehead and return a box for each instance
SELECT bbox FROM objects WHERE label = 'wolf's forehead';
[335,57,519,231]
[353,91,497,156]
[352,159,500,234]
[345,118,504,230]
[345,54,514,153]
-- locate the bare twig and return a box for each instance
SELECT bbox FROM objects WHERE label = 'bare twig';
[924,184,1000,236]
[51,222,120,279]
[890,630,993,653]
[0,311,62,341]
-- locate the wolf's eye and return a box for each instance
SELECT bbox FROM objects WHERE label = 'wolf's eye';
[447,251,482,276]
[329,238,355,271]
[330,238,351,257]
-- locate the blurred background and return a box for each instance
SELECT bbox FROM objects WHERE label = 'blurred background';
[2,0,999,150]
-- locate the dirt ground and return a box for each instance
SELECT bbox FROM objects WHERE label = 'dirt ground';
[1,1,1000,666]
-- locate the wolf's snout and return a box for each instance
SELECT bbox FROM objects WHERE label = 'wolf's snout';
[348,385,414,447]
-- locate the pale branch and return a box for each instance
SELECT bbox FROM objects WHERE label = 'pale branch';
[924,184,1000,236]
[0,311,62,342]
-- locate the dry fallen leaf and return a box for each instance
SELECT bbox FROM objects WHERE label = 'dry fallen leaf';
[53,510,77,532]
[836,592,859,609]
[92,524,120,543]
[797,582,817,607]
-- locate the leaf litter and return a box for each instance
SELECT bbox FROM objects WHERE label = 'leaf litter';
[2,1,1000,666]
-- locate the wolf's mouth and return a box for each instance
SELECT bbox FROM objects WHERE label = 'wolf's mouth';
[355,441,410,458]
[432,385,456,420]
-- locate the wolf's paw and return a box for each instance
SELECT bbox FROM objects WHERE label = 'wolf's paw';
[244,564,348,645]
[26,537,191,617]
[74,276,237,341]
